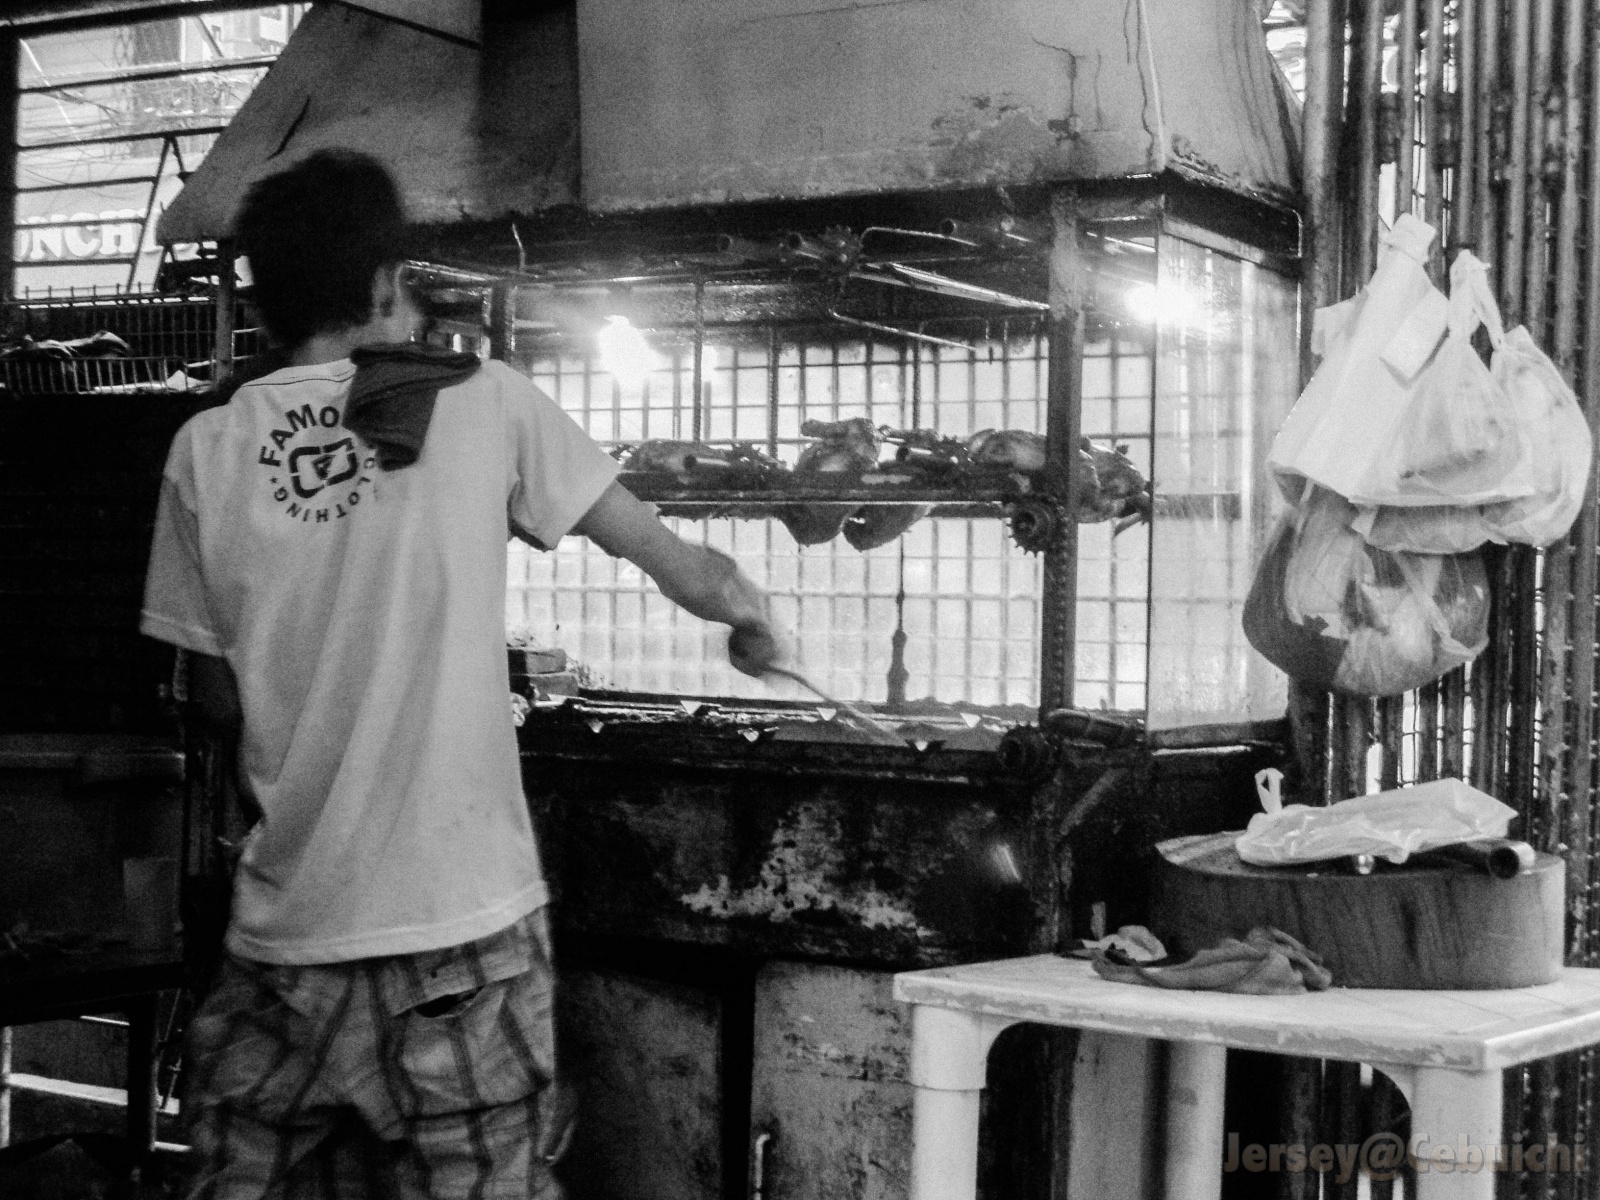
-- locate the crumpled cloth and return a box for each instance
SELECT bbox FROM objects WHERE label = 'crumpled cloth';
[1090,927,1333,995]
[345,343,481,469]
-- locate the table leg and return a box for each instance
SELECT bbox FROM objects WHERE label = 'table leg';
[906,1005,1014,1200]
[1406,1067,1501,1200]
[124,995,160,1173]
[1163,1041,1227,1200]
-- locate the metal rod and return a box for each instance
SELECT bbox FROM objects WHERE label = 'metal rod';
[1500,0,1534,321]
[16,52,275,94]
[1441,664,1465,781]
[860,263,1050,311]
[1377,695,1402,791]
[1552,0,1586,377]
[10,175,163,195]
[1302,0,1346,378]
[1396,0,1420,218]
[1039,191,1085,716]
[825,309,971,350]
[127,134,170,292]
[1422,0,1447,273]
[212,238,236,387]
[1521,0,1558,337]
[1353,0,1386,280]
[1472,0,1502,258]
[17,123,228,153]
[1418,680,1439,782]
[1453,0,1478,249]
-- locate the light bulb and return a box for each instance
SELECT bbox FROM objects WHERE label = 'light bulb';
[596,315,659,388]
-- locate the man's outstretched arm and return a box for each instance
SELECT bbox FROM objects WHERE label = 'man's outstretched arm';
[568,481,783,677]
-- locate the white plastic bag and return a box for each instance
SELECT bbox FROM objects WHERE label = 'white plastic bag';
[1235,777,1516,866]
[1480,325,1593,546]
[1270,221,1538,512]
[1268,215,1451,504]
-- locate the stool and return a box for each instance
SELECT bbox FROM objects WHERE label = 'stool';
[893,955,1600,1200]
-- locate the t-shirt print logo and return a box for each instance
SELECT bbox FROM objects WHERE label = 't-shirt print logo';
[288,439,359,498]
[257,402,376,523]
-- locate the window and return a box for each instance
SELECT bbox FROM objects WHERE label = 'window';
[12,5,308,295]
[504,279,1159,713]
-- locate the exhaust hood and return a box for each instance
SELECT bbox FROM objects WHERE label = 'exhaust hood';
[157,0,1297,244]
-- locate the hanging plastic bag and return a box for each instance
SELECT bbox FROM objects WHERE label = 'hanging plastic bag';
[1346,279,1589,553]
[1242,486,1490,696]
[1267,214,1450,504]
[1270,222,1537,512]
[1369,252,1530,508]
[1235,777,1516,867]
[1479,325,1593,546]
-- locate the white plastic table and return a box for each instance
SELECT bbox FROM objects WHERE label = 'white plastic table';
[893,955,1600,1200]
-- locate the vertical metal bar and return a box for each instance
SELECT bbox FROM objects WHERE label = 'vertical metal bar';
[1441,664,1468,777]
[1293,0,1343,808]
[126,135,171,293]
[1453,0,1478,249]
[212,238,236,387]
[1500,0,1534,321]
[487,281,514,361]
[1521,0,1558,337]
[1378,696,1402,790]
[691,280,704,443]
[1475,1,1502,259]
[1353,0,1386,280]
[1397,0,1420,218]
[0,32,17,306]
[1422,0,1447,264]
[1418,680,1440,782]
[1040,191,1085,716]
[767,325,780,457]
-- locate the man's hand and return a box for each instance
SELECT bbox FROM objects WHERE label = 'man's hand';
[573,483,790,675]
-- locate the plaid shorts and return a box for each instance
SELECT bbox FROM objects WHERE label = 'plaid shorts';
[183,908,568,1200]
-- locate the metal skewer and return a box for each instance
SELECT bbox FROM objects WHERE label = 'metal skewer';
[763,666,905,747]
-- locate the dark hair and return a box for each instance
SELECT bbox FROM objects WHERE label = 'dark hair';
[234,149,410,349]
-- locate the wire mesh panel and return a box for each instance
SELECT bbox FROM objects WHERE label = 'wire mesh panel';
[506,318,1155,709]
[0,292,239,395]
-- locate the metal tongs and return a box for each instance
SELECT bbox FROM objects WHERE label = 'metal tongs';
[764,666,904,747]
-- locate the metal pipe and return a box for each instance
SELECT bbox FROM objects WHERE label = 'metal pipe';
[1395,0,1419,218]
[1473,0,1502,258]
[1452,0,1477,250]
[1301,0,1345,372]
[1500,0,1534,320]
[1521,0,1558,336]
[1416,680,1439,782]
[1551,0,1586,377]
[17,52,275,94]
[1353,0,1386,280]
[825,309,971,351]
[1039,192,1085,716]
[854,263,1050,311]
[1421,0,1447,274]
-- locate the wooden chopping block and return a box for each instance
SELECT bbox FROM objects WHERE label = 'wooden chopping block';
[1151,832,1564,990]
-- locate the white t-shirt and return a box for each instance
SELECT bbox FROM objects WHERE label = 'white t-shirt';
[141,358,618,965]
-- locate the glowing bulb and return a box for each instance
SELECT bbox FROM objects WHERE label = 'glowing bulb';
[596,315,659,389]
[1123,281,1208,328]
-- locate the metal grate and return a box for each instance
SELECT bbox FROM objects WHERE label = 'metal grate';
[506,318,1155,710]
[0,292,252,394]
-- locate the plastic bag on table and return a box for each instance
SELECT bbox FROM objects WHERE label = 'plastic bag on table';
[1235,777,1516,866]
[1241,486,1490,696]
